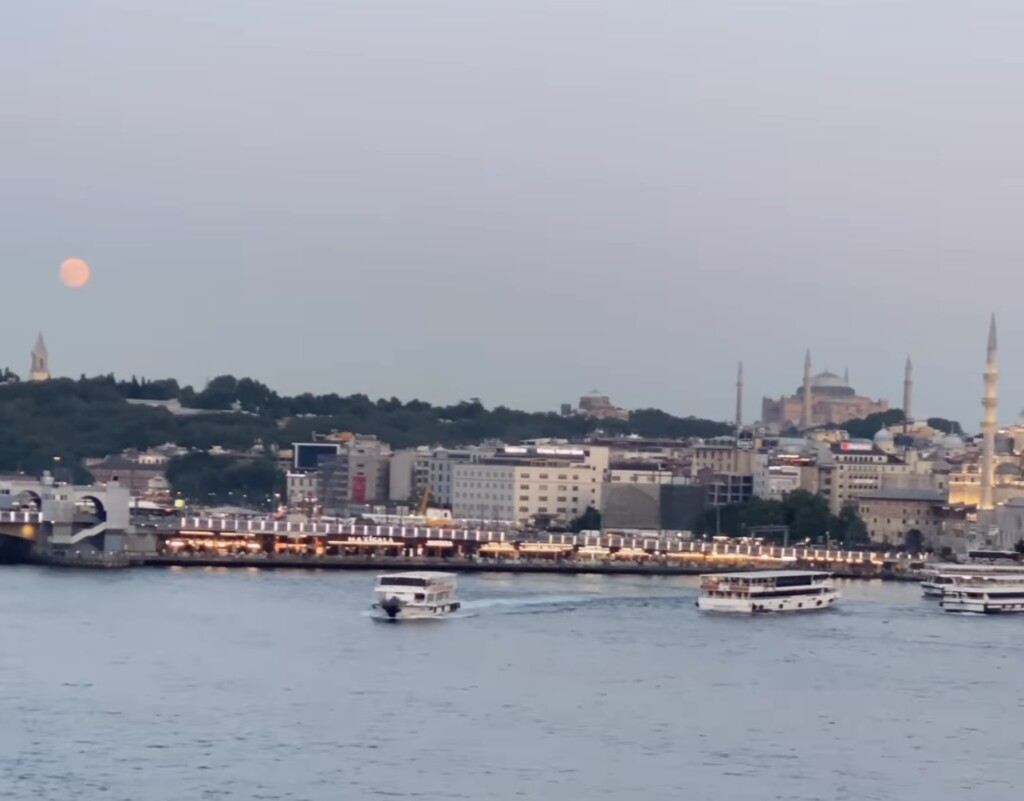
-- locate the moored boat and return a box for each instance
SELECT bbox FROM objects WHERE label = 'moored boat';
[920,564,1024,598]
[940,574,1024,613]
[697,570,839,613]
[371,571,461,621]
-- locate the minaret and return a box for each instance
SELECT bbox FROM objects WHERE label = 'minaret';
[800,349,813,429]
[29,332,50,382]
[980,314,998,512]
[903,356,913,434]
[843,366,849,384]
[735,361,743,434]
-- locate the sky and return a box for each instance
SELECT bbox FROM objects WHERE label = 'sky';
[3,1,1024,432]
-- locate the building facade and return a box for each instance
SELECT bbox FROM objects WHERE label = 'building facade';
[855,488,946,545]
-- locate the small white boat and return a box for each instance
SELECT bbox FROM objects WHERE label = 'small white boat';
[697,570,839,614]
[940,575,1024,614]
[371,571,461,621]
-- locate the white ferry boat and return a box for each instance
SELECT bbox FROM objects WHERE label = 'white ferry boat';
[371,571,461,621]
[940,575,1024,614]
[920,564,1024,597]
[697,570,839,614]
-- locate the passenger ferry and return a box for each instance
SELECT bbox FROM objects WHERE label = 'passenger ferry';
[371,571,461,621]
[940,575,1024,614]
[697,570,839,613]
[920,564,1024,597]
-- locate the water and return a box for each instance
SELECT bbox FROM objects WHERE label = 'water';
[1,567,1021,800]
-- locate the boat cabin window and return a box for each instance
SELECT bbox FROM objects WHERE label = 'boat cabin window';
[378,577,428,588]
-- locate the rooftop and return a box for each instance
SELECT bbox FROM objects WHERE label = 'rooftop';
[858,488,946,503]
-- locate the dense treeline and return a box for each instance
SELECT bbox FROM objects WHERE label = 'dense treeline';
[693,490,870,545]
[0,374,734,479]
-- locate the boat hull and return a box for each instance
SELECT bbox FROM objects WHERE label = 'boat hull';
[371,600,461,621]
[921,583,944,598]
[941,598,1024,614]
[698,589,840,614]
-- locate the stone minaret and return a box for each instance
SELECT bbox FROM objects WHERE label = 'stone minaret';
[980,314,998,511]
[800,349,813,429]
[735,361,743,434]
[903,356,913,434]
[29,333,50,382]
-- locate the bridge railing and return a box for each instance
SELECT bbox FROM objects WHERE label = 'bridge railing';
[165,516,921,565]
[0,510,42,524]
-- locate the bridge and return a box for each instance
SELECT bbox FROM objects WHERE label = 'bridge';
[152,515,922,568]
[0,476,130,563]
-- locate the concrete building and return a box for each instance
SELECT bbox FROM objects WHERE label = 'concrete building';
[318,435,391,515]
[286,472,319,507]
[388,448,429,504]
[761,353,889,429]
[601,481,706,532]
[609,462,676,486]
[451,444,610,524]
[855,488,946,545]
[817,440,911,514]
[29,333,50,382]
[752,453,819,501]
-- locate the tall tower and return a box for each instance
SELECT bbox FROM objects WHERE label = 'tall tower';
[735,360,743,434]
[903,356,913,434]
[980,314,998,511]
[800,349,813,429]
[29,333,50,382]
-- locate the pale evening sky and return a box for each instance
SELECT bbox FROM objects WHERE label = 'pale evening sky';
[3,1,1023,432]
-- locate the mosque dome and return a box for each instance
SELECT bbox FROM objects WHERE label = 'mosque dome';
[873,427,894,445]
[940,433,965,450]
[797,370,856,398]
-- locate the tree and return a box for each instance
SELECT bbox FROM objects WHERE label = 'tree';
[693,491,871,546]
[927,417,963,435]
[570,506,602,532]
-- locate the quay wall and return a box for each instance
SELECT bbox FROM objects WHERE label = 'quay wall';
[132,552,908,580]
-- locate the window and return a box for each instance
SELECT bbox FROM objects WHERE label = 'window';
[558,474,567,480]
[539,474,549,479]
[539,496,548,502]
[519,495,528,501]
[557,496,566,502]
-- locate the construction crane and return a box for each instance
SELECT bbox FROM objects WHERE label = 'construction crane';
[417,486,432,517]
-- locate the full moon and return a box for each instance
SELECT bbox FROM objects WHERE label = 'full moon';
[59,258,91,288]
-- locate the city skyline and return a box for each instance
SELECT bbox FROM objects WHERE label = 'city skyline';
[5,3,1023,429]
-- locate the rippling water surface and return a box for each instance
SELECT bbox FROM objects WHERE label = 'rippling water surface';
[1,566,1021,800]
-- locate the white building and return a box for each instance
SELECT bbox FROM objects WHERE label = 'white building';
[451,444,610,524]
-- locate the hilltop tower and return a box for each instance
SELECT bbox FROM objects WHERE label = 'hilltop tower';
[29,333,50,382]
[800,349,813,429]
[980,315,998,511]
[903,356,913,434]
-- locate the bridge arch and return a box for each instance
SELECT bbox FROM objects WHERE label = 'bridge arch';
[75,494,107,522]
[14,490,41,511]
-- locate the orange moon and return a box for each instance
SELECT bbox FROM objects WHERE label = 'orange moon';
[59,258,91,288]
